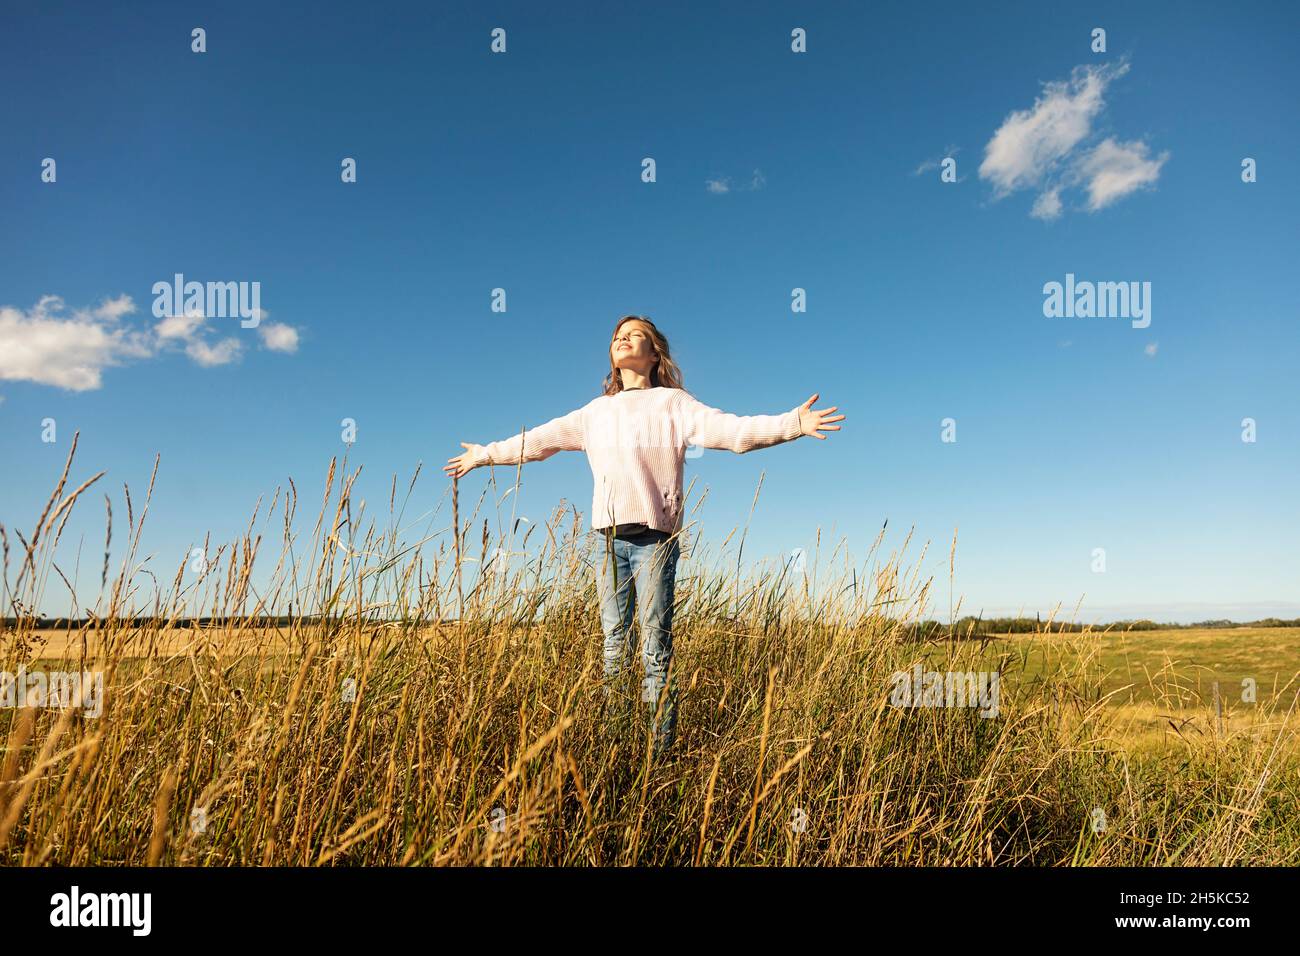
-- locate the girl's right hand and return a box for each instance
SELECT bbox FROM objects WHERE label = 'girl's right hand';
[443,442,481,479]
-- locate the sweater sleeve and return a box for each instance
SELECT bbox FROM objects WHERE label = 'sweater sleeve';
[676,391,803,454]
[470,405,586,467]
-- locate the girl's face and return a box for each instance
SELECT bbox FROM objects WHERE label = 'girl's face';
[611,320,657,373]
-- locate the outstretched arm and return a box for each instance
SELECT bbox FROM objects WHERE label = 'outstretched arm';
[443,405,586,479]
[678,391,844,454]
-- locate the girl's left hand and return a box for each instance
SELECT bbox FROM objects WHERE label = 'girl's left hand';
[443,442,481,479]
[798,394,845,440]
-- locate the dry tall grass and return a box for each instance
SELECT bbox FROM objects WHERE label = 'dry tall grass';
[2,436,1296,865]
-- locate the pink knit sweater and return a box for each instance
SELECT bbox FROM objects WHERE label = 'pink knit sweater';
[469,386,804,533]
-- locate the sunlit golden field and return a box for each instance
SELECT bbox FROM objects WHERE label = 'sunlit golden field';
[24,623,1300,762]
[2,441,1296,865]
[983,628,1300,755]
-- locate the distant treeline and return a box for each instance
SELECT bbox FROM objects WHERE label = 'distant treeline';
[7,615,1300,634]
[903,616,1300,639]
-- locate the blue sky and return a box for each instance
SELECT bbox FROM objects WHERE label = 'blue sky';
[2,0,1297,622]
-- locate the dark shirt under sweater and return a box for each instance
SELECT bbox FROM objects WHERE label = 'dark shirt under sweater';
[609,522,660,541]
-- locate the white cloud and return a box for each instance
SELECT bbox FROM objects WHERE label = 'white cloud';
[978,60,1164,218]
[91,295,135,321]
[913,145,961,177]
[155,308,206,341]
[258,321,299,353]
[706,169,766,194]
[1078,138,1169,211]
[981,62,1125,194]
[0,297,152,391]
[0,294,300,391]
[186,337,243,367]
[1030,188,1063,221]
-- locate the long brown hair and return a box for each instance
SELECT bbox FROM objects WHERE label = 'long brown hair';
[602,314,686,396]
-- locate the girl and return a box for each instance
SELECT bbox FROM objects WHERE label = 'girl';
[442,314,844,759]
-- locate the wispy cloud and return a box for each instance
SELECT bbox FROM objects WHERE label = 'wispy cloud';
[980,62,1122,195]
[155,308,206,341]
[705,168,766,194]
[185,336,244,367]
[1078,137,1169,211]
[913,145,962,177]
[1030,187,1062,221]
[0,294,300,392]
[258,321,299,353]
[978,60,1167,219]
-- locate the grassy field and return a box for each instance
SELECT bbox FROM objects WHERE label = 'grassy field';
[2,440,1297,865]
[23,623,1300,759]
[987,628,1300,754]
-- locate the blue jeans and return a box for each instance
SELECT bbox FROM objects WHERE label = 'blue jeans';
[595,527,680,756]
